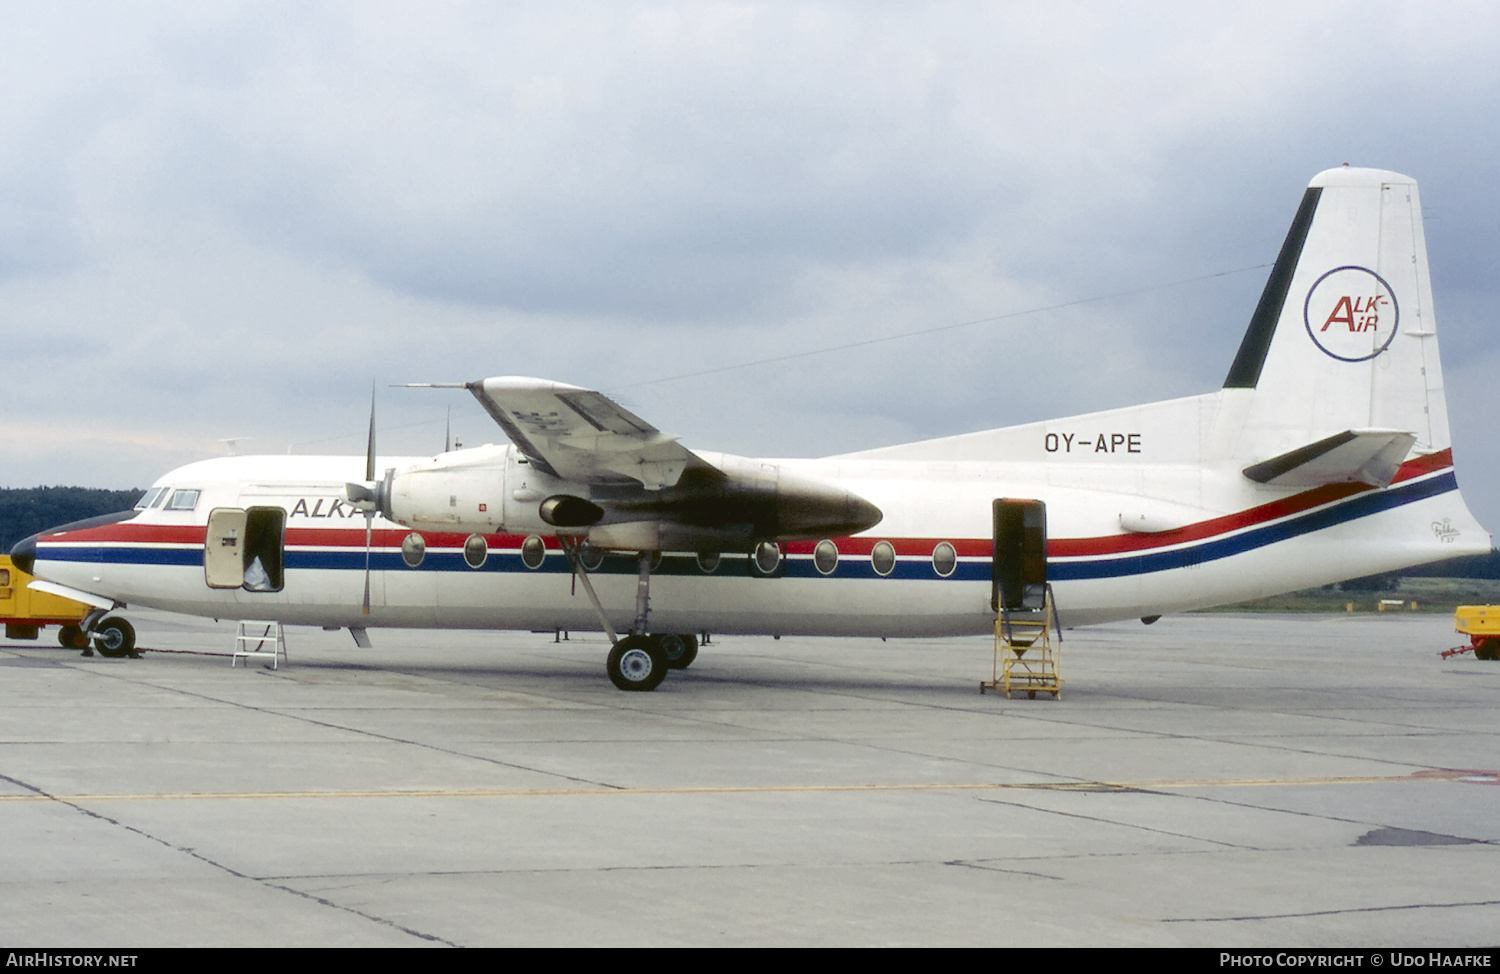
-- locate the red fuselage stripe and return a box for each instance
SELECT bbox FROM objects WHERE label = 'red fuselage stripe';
[40,450,1455,560]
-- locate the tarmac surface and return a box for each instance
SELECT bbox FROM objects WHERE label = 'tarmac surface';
[1,609,1497,947]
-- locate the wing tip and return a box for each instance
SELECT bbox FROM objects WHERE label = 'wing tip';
[477,376,588,393]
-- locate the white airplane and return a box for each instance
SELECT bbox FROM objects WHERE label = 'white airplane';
[13,167,1490,690]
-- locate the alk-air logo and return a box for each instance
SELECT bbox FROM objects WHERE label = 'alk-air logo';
[1303,265,1399,362]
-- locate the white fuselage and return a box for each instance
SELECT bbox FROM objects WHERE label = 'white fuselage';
[28,169,1493,641]
[29,399,1486,638]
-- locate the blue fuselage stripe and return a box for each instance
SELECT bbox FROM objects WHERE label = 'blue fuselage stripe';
[35,472,1457,583]
[1050,472,1456,580]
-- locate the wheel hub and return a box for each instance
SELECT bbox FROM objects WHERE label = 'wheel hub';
[619,647,654,682]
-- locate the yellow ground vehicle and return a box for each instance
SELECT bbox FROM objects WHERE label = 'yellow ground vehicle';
[1452,605,1500,660]
[0,554,92,649]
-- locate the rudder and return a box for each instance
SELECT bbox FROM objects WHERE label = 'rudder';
[1224,167,1447,464]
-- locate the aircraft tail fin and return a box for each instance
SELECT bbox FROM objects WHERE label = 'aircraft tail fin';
[1222,167,1450,462]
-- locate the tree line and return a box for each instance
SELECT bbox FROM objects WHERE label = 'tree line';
[0,487,143,554]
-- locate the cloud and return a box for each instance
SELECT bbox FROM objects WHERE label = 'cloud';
[3,1,1499,525]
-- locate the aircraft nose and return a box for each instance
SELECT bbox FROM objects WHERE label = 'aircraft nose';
[10,509,139,576]
[9,534,37,575]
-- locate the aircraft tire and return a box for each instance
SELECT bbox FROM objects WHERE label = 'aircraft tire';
[1477,639,1499,661]
[93,618,137,659]
[607,636,667,691]
[658,633,699,670]
[57,625,88,650]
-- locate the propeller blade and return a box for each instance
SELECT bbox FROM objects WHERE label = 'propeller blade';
[363,381,376,616]
[362,513,372,616]
[365,382,377,484]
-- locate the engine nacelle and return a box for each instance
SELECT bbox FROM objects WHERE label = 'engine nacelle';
[365,444,882,551]
[382,445,511,532]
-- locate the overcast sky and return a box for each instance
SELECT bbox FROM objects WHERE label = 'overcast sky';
[4,1,1499,529]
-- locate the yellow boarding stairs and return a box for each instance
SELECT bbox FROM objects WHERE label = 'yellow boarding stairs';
[982,583,1061,699]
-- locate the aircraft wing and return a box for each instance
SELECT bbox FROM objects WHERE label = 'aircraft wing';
[465,376,704,489]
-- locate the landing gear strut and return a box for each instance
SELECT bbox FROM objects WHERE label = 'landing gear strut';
[560,539,700,691]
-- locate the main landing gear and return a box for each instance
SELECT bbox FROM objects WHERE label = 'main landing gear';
[605,632,700,691]
[658,632,698,669]
[561,539,699,692]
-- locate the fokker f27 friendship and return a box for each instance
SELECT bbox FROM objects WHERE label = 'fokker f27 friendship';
[13,167,1490,690]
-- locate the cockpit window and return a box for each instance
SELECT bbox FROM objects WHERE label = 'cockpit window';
[166,489,201,511]
[135,487,167,510]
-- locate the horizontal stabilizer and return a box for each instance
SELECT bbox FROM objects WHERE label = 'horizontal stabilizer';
[1242,429,1415,488]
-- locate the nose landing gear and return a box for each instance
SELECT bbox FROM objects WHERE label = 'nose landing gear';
[76,610,138,659]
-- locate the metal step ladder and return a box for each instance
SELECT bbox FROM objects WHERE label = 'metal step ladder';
[232,620,288,669]
[982,583,1061,699]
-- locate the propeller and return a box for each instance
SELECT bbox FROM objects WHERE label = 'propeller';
[344,384,382,616]
[362,389,375,615]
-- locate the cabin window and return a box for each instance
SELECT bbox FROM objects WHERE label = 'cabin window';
[135,487,166,510]
[401,533,426,568]
[0,569,10,586]
[871,540,896,577]
[932,542,957,578]
[463,534,488,569]
[166,489,200,511]
[752,541,781,576]
[813,540,839,575]
[521,535,546,570]
[579,541,604,572]
[696,551,720,574]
